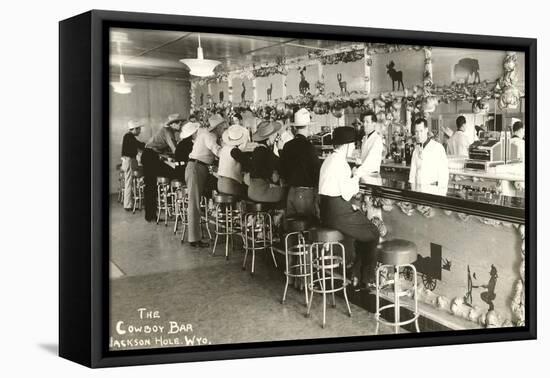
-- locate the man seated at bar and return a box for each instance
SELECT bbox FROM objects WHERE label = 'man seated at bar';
[318,126,380,290]
[121,120,145,211]
[280,108,320,219]
[232,120,284,204]
[447,115,470,157]
[142,114,183,221]
[185,113,225,247]
[217,124,249,197]
[409,118,449,195]
[510,120,525,162]
[356,111,384,176]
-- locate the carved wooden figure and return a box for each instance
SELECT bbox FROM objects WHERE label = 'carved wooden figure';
[386,60,404,91]
[337,72,347,94]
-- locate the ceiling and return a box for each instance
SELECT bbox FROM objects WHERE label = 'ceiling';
[110,28,354,80]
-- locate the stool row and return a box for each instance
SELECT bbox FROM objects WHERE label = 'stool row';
[122,173,421,333]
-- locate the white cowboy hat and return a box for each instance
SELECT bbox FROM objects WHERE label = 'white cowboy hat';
[164,113,185,127]
[222,125,249,146]
[291,108,317,127]
[180,121,200,140]
[127,119,144,130]
[208,113,227,131]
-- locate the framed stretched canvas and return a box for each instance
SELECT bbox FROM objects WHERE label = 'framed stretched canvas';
[59,9,536,368]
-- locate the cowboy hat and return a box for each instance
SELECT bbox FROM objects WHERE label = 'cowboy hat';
[331,127,356,145]
[180,121,200,140]
[127,119,144,130]
[291,108,317,127]
[252,120,282,142]
[222,125,249,146]
[208,113,227,131]
[164,113,185,127]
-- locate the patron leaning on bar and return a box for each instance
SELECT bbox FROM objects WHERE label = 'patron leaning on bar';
[318,126,380,290]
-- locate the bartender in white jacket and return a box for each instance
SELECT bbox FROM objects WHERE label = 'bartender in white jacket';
[409,118,449,195]
[446,115,470,157]
[356,111,384,177]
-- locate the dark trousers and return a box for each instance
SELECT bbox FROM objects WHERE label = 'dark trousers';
[320,195,380,283]
[286,186,318,220]
[141,148,174,221]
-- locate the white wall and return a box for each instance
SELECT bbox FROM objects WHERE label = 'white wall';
[2,1,546,377]
[110,75,190,193]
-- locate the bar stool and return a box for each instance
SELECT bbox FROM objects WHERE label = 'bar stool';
[178,187,190,243]
[242,201,278,274]
[116,163,124,204]
[306,228,352,328]
[132,168,145,213]
[200,195,213,240]
[170,180,185,234]
[156,177,171,225]
[211,193,243,259]
[374,239,420,334]
[281,216,313,306]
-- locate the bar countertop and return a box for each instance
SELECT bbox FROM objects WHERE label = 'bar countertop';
[359,175,525,224]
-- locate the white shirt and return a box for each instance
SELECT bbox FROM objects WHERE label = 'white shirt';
[510,136,525,162]
[447,130,470,157]
[188,128,220,164]
[409,139,449,190]
[217,145,243,183]
[274,129,294,157]
[319,149,360,201]
[357,131,383,175]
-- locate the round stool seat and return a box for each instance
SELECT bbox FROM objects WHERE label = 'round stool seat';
[170,179,184,189]
[157,177,170,185]
[285,216,313,233]
[215,193,236,204]
[245,201,273,213]
[310,227,344,243]
[376,239,417,265]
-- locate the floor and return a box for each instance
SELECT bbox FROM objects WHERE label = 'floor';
[109,197,396,350]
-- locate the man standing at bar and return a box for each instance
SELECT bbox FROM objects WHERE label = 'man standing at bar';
[142,113,183,222]
[318,127,380,291]
[356,111,384,177]
[447,115,470,157]
[280,108,320,220]
[409,118,449,195]
[121,120,145,211]
[510,120,525,162]
[185,113,225,247]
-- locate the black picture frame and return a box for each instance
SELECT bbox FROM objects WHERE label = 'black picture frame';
[59,9,537,368]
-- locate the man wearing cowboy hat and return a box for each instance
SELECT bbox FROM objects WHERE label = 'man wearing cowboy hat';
[217,124,249,197]
[184,113,225,247]
[232,119,284,203]
[121,119,146,211]
[280,108,320,220]
[174,120,201,182]
[318,126,380,291]
[141,113,183,221]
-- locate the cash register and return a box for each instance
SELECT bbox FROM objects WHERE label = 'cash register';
[464,139,505,171]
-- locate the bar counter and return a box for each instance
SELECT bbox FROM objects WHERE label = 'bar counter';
[354,173,525,330]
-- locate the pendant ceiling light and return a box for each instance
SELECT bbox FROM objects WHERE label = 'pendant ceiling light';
[180,33,221,77]
[111,63,134,94]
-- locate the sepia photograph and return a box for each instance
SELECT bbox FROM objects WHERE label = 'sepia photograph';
[107,25,527,352]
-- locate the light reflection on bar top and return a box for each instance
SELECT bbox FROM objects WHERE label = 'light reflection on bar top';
[359,175,525,211]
